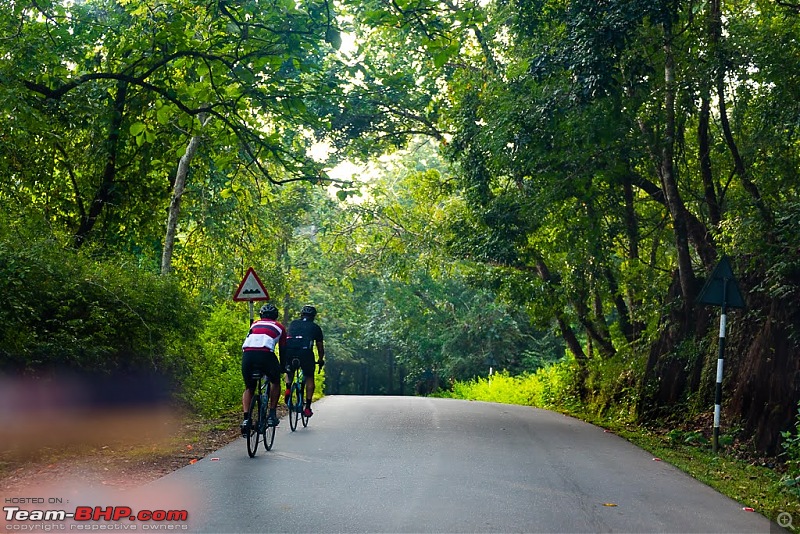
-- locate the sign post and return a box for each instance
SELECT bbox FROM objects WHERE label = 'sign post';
[696,255,745,453]
[233,267,270,323]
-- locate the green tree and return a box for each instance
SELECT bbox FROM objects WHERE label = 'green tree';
[339,0,800,453]
[0,0,342,254]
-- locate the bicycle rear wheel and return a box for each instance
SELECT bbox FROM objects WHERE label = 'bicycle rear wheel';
[289,383,302,432]
[246,391,261,458]
[264,416,276,450]
[263,382,275,450]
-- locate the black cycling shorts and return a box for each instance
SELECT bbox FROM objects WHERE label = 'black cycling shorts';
[282,348,316,379]
[242,350,281,390]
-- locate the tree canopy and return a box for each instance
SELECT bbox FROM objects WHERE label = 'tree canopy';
[1,0,799,455]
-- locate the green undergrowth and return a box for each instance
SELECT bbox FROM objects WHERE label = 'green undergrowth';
[442,364,799,531]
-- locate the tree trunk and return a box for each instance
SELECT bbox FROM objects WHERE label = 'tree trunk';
[622,172,646,338]
[710,0,771,227]
[534,257,587,360]
[698,95,721,228]
[73,80,128,249]
[726,283,800,454]
[630,172,716,269]
[659,23,697,315]
[622,171,639,260]
[556,316,587,361]
[604,266,634,343]
[161,114,210,275]
[716,22,772,230]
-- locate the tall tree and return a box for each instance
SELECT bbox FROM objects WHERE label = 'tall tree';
[337,0,800,451]
[1,0,343,252]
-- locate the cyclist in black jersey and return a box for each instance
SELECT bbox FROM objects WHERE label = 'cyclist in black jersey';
[282,305,325,417]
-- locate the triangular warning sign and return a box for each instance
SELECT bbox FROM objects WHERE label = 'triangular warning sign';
[696,256,745,309]
[233,267,270,301]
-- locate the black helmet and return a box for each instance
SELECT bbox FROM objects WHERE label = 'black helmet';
[259,303,278,319]
[300,305,317,318]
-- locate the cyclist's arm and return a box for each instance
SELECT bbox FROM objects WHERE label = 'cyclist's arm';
[277,329,288,370]
[315,340,325,371]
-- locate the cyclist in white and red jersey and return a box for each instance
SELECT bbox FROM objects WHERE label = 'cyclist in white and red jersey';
[241,303,286,435]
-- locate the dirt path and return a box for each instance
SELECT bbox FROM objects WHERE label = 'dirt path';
[0,410,244,494]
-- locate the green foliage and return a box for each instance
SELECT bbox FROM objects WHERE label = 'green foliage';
[0,233,197,381]
[325,267,559,394]
[448,372,530,405]
[446,359,583,413]
[181,306,247,417]
[322,140,567,395]
[780,402,800,498]
[0,0,344,258]
[582,351,643,422]
[444,329,642,425]
[667,429,711,446]
[520,334,566,371]
[313,367,326,402]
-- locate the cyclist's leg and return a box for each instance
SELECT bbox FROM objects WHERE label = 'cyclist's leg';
[266,352,282,424]
[300,353,316,415]
[241,351,258,432]
[281,348,295,404]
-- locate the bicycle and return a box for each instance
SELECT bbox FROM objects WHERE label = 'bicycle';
[286,358,309,431]
[246,371,276,457]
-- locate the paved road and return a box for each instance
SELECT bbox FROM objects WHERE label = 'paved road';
[126,395,776,533]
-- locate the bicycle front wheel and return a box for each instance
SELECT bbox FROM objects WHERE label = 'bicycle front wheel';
[289,384,302,432]
[246,392,261,458]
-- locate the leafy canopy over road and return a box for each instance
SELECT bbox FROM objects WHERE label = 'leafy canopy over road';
[1,0,799,463]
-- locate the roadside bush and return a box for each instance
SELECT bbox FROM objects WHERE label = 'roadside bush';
[0,235,198,383]
[446,357,583,412]
[449,371,531,404]
[532,359,582,410]
[582,352,642,423]
[182,305,249,416]
[313,366,326,402]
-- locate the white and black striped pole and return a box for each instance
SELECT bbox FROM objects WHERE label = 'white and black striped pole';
[712,278,729,454]
[697,256,744,454]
